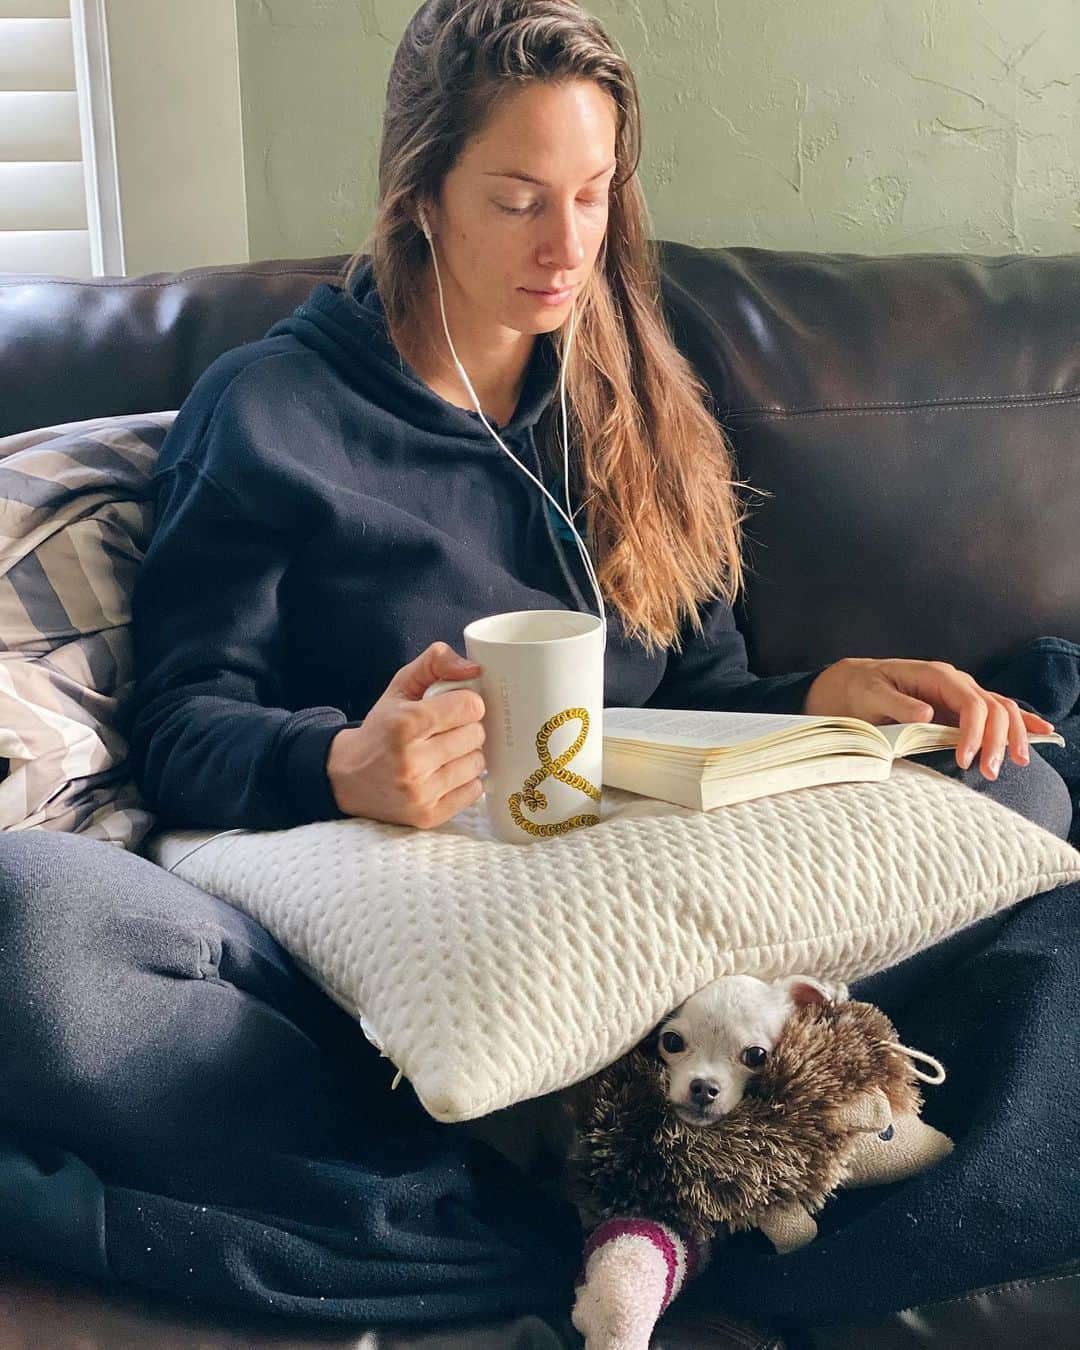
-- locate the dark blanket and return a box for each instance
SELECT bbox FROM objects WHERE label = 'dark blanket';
[0,829,584,1330]
[0,638,1075,1335]
[975,635,1080,847]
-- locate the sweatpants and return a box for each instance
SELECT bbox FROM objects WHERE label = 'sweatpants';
[0,746,1071,1329]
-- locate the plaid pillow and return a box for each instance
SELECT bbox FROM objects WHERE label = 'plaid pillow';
[0,412,176,848]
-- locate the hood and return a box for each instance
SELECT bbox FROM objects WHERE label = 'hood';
[267,257,562,445]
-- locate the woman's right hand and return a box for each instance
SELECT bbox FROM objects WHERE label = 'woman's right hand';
[326,642,487,828]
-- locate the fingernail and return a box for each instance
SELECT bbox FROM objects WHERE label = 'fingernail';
[1018,749,1030,765]
[959,747,974,769]
[989,752,1002,778]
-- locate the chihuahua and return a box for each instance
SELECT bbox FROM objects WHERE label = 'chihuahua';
[656,973,849,1126]
[459,973,849,1171]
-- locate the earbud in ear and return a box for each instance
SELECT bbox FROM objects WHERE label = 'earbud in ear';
[419,208,432,242]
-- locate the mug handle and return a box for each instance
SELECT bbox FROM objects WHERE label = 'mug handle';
[423,678,480,700]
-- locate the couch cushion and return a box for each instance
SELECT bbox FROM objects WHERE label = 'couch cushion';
[0,257,348,440]
[5,246,1078,683]
[0,412,174,846]
[145,760,1080,1122]
[655,244,1080,681]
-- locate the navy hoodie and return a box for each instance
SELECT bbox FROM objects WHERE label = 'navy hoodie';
[128,260,829,831]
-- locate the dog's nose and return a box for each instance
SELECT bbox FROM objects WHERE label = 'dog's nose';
[689,1078,721,1103]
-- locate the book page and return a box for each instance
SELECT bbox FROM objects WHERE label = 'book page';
[878,722,959,752]
[603,746,892,809]
[604,705,841,751]
[887,721,1066,758]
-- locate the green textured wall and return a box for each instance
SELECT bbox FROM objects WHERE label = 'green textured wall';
[236,0,1080,262]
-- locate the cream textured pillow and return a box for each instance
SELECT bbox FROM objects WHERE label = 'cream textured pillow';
[145,760,1080,1123]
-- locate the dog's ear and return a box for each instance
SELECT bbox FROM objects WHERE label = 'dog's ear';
[776,974,847,1008]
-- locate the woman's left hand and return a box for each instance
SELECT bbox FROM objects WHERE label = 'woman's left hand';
[803,657,1056,781]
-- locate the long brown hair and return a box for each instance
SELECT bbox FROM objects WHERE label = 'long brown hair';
[343,0,759,652]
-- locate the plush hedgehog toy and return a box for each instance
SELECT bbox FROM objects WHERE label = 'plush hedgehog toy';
[566,997,953,1350]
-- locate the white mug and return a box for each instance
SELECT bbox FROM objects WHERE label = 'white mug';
[424,609,605,844]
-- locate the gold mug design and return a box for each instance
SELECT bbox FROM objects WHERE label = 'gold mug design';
[507,707,602,838]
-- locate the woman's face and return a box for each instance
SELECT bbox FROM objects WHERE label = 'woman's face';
[424,79,618,339]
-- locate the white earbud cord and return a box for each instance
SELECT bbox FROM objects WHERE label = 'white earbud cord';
[423,224,607,647]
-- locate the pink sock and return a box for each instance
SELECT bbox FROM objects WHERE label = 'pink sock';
[571,1217,708,1350]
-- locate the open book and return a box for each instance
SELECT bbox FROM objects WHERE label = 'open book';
[602,707,1066,811]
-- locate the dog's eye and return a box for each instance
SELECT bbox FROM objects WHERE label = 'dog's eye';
[660,1031,685,1054]
[740,1046,768,1069]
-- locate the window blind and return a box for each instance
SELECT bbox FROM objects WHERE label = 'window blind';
[0,0,92,275]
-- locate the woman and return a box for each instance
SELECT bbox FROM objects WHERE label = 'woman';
[3,0,1072,1336]
[124,4,1065,836]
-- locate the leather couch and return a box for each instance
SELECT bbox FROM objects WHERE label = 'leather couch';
[1,243,1078,1348]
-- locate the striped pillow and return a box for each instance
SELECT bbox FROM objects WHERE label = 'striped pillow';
[0,412,176,848]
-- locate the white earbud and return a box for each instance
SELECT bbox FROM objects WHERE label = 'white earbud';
[419,207,432,241]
